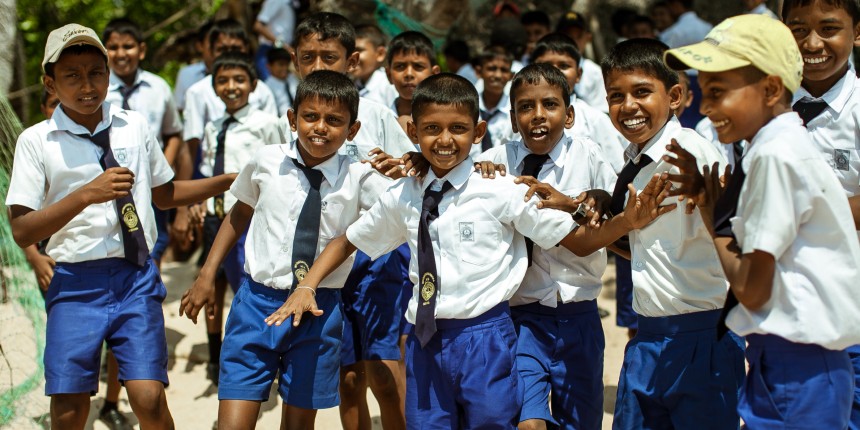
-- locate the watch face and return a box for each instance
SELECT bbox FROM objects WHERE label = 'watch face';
[572,203,588,221]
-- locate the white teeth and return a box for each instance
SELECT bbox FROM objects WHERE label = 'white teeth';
[436,150,454,155]
[623,118,646,127]
[310,137,327,143]
[226,94,238,100]
[81,97,95,101]
[712,119,729,128]
[804,57,828,64]
[530,127,548,136]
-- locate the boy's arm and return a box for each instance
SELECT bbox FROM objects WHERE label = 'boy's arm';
[162,133,183,168]
[711,238,776,311]
[151,174,237,209]
[9,167,135,248]
[264,235,358,327]
[23,245,54,292]
[179,201,254,323]
[849,195,860,229]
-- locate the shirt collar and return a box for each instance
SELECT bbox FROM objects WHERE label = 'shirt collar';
[749,112,803,151]
[513,134,569,172]
[51,101,119,136]
[793,68,856,115]
[624,115,679,164]
[229,104,254,124]
[286,138,344,186]
[108,69,145,90]
[421,157,474,193]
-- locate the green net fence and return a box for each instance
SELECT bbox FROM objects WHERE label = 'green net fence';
[0,95,49,428]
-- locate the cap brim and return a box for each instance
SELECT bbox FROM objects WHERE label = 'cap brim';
[664,41,750,73]
[42,35,107,71]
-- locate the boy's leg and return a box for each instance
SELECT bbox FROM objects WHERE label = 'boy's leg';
[281,404,319,430]
[124,380,174,429]
[51,393,90,429]
[740,334,853,429]
[511,307,556,430]
[218,400,263,430]
[100,350,133,429]
[613,255,638,339]
[405,329,458,430]
[847,345,860,430]
[339,269,372,430]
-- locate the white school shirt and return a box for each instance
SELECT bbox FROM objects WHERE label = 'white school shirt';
[281,96,416,161]
[256,0,298,46]
[5,103,174,263]
[201,105,282,214]
[622,117,729,317]
[182,75,278,143]
[793,69,860,200]
[360,67,398,107]
[106,69,182,149]
[346,158,577,322]
[694,117,742,171]
[265,74,298,116]
[574,58,608,114]
[455,63,479,85]
[231,139,391,290]
[469,90,516,158]
[566,94,627,174]
[749,3,778,19]
[658,11,713,48]
[725,113,860,350]
[477,135,617,305]
[174,61,207,111]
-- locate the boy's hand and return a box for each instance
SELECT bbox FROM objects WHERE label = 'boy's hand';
[401,151,429,178]
[264,288,324,327]
[179,272,216,324]
[82,167,135,203]
[516,176,578,212]
[364,148,409,179]
[698,162,731,221]
[621,174,677,229]
[473,161,507,178]
[26,252,55,292]
[575,189,613,227]
[661,139,707,214]
[187,202,207,228]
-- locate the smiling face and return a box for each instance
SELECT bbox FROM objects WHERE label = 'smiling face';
[214,66,255,114]
[353,38,386,82]
[785,0,860,96]
[478,57,513,97]
[532,51,581,95]
[408,102,484,178]
[287,96,360,167]
[387,51,439,101]
[293,34,359,79]
[698,68,773,144]
[605,68,681,146]
[511,79,574,155]
[104,32,145,85]
[43,49,109,129]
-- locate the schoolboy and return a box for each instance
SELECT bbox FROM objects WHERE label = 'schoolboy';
[174,20,213,113]
[601,38,743,429]
[386,31,441,129]
[5,23,235,429]
[783,0,860,425]
[531,33,627,174]
[265,47,299,116]
[663,13,860,428]
[179,70,389,430]
[102,18,184,268]
[285,12,417,430]
[268,73,673,429]
[521,11,551,64]
[354,23,398,106]
[470,45,515,158]
[556,12,608,113]
[184,52,283,386]
[476,63,617,430]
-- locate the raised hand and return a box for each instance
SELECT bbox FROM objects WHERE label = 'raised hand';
[661,139,705,214]
[264,288,324,327]
[82,167,135,203]
[473,161,507,178]
[515,176,578,212]
[622,174,677,230]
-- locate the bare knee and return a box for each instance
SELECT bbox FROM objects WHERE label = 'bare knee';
[518,418,547,430]
[365,360,400,396]
[51,393,90,430]
[339,365,367,397]
[126,381,171,424]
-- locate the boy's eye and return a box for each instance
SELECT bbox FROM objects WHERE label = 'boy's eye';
[634,88,651,97]
[424,124,439,133]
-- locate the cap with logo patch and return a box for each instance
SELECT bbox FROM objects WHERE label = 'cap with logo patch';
[663,14,803,93]
[42,23,108,72]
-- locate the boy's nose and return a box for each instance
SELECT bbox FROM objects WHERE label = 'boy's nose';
[804,31,825,52]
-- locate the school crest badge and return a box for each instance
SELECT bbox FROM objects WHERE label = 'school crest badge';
[835,149,850,171]
[121,203,140,232]
[459,222,474,242]
[420,272,436,304]
[294,260,310,281]
[214,197,225,218]
[115,148,127,164]
[346,144,359,160]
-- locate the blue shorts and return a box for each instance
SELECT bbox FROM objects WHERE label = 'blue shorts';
[614,309,744,430]
[340,244,410,366]
[199,214,246,292]
[741,334,852,429]
[405,302,520,430]
[848,344,860,430]
[614,256,637,329]
[150,205,169,262]
[218,276,343,409]
[512,300,604,430]
[44,258,168,395]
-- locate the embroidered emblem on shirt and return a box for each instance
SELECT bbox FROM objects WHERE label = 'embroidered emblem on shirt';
[835,149,850,171]
[420,272,436,304]
[459,222,474,242]
[346,144,359,160]
[214,197,225,219]
[321,201,328,211]
[121,203,140,232]
[115,148,127,164]
[294,260,310,281]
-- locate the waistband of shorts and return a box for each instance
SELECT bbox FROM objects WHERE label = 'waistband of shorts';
[512,299,597,317]
[637,309,722,335]
[244,275,336,300]
[436,302,510,330]
[55,257,153,270]
[746,334,835,353]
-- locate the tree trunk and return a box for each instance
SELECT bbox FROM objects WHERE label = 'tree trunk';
[0,0,15,96]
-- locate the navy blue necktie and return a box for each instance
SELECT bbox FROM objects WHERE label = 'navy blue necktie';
[212,116,236,218]
[415,180,453,347]
[480,109,501,152]
[712,159,747,340]
[609,155,654,252]
[80,127,149,266]
[793,99,828,126]
[291,159,324,288]
[120,82,141,110]
[521,153,550,266]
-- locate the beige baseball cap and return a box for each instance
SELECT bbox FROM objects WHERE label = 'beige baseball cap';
[663,14,803,93]
[42,23,108,72]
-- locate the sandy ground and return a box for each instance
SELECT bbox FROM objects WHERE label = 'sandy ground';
[3,255,629,429]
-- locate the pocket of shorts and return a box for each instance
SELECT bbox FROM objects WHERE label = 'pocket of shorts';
[458,220,504,266]
[751,349,786,420]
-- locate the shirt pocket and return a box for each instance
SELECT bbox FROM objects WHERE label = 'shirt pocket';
[111,145,142,173]
[636,207,684,251]
[457,219,505,266]
[319,201,345,239]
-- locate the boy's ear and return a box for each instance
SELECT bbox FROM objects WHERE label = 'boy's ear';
[43,75,56,95]
[431,64,441,75]
[385,66,392,84]
[474,120,488,145]
[564,104,575,129]
[510,110,519,134]
[139,42,147,61]
[574,67,583,85]
[374,46,387,64]
[763,75,785,107]
[667,83,684,112]
[287,108,298,132]
[347,120,362,141]
[854,22,860,47]
[407,119,419,144]
[250,78,258,92]
[346,51,360,74]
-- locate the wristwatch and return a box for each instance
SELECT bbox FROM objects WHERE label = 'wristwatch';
[571,202,589,222]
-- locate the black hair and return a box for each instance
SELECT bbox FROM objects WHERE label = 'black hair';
[197,20,214,44]
[783,0,860,23]
[211,52,258,85]
[669,0,695,9]
[208,18,251,52]
[491,17,527,58]
[610,8,639,35]
[386,31,437,66]
[266,47,291,64]
[630,15,656,29]
[442,39,471,63]
[355,23,387,48]
[294,12,356,55]
[44,44,107,78]
[509,63,571,111]
[601,38,679,89]
[411,73,479,123]
[293,70,360,125]
[530,33,582,65]
[476,45,514,68]
[102,18,144,44]
[521,10,551,28]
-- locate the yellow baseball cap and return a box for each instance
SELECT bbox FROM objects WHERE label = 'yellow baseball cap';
[663,14,803,93]
[42,23,108,73]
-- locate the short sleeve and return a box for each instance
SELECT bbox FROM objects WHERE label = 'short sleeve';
[502,180,576,249]
[5,131,47,210]
[230,151,260,207]
[346,187,407,259]
[256,0,281,23]
[147,126,174,187]
[378,107,417,157]
[160,89,183,137]
[588,143,618,192]
[254,82,280,116]
[182,85,206,141]
[356,166,393,211]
